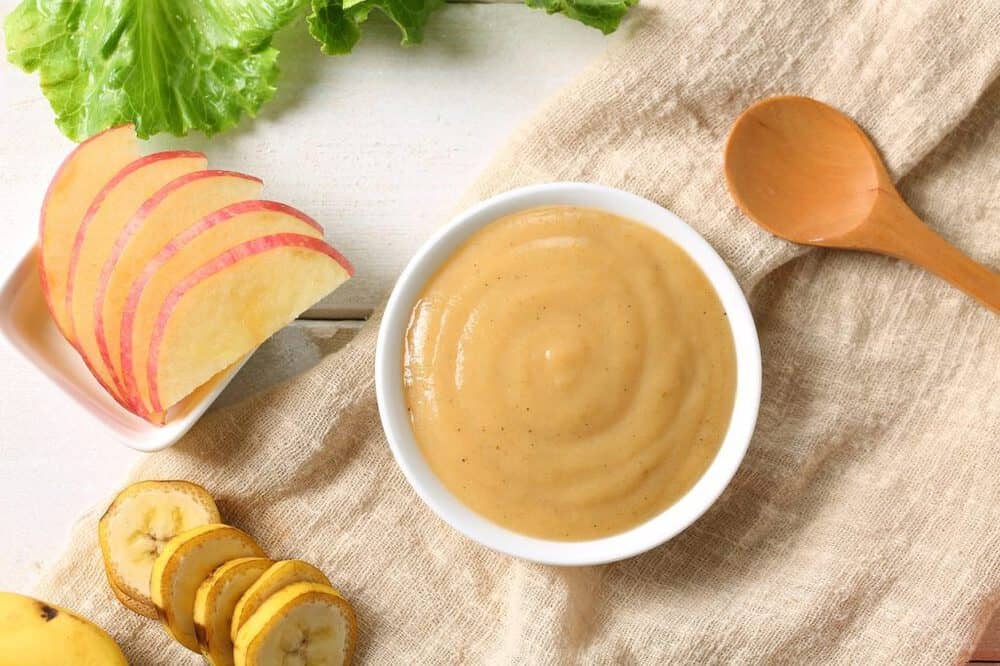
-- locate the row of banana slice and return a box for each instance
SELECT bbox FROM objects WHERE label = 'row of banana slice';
[99,480,356,665]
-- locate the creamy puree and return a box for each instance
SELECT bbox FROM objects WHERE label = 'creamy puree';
[403,206,736,540]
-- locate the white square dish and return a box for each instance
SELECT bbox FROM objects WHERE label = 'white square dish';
[0,247,245,452]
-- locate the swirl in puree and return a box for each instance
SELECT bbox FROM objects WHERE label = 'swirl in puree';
[403,206,736,540]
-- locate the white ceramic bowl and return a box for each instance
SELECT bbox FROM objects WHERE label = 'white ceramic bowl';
[376,183,761,565]
[0,248,246,452]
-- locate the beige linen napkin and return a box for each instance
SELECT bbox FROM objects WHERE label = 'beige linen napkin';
[38,1,1000,663]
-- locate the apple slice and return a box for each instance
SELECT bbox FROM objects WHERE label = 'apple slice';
[120,201,324,419]
[150,524,265,652]
[93,170,263,396]
[147,234,353,413]
[39,125,138,340]
[66,151,208,407]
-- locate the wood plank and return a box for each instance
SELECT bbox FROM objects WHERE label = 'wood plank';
[0,319,364,593]
[3,1,995,659]
[143,8,606,318]
[0,7,605,317]
[216,320,363,409]
[0,0,602,593]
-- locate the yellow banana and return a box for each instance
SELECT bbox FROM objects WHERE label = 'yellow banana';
[0,591,128,665]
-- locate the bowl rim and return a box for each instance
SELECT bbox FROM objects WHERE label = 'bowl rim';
[375,182,761,565]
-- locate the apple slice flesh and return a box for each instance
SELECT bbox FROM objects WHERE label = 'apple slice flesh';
[148,234,353,413]
[39,125,138,340]
[94,171,263,396]
[67,151,208,406]
[121,201,324,418]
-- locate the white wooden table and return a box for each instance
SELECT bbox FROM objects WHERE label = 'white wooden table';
[0,2,604,592]
[3,6,999,663]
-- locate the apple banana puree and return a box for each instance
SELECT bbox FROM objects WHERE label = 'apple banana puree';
[404,206,737,540]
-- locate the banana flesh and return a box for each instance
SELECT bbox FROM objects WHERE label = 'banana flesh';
[231,559,334,641]
[99,480,220,613]
[92,480,359,665]
[194,557,271,666]
[234,582,356,666]
[150,524,264,652]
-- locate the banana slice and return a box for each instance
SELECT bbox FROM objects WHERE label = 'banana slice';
[231,559,334,641]
[107,574,158,618]
[151,524,265,652]
[193,557,271,666]
[99,480,220,613]
[233,582,356,666]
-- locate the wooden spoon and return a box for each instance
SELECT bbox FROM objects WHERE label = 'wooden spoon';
[724,95,999,313]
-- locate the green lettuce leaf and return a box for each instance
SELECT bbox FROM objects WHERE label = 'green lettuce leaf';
[307,0,444,55]
[524,0,636,34]
[4,0,307,140]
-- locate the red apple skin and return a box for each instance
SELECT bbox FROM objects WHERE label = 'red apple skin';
[118,200,323,417]
[146,233,354,413]
[38,124,137,342]
[64,150,206,342]
[63,151,207,414]
[91,170,263,397]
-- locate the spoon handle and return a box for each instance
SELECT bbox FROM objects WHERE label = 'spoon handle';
[864,194,1000,314]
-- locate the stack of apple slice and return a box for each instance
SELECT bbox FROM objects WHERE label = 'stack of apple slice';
[39,125,353,424]
[100,481,357,665]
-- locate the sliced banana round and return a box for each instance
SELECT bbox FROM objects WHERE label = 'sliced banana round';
[107,574,157,618]
[151,524,264,652]
[234,582,356,666]
[98,480,220,613]
[231,559,334,641]
[193,557,271,666]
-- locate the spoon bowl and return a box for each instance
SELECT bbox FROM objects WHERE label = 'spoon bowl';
[725,96,883,243]
[724,95,999,313]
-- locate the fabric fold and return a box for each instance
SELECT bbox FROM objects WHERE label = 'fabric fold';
[37,1,1000,663]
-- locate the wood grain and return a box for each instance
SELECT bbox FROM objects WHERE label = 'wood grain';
[0,0,603,593]
[0,1,995,659]
[141,9,607,318]
[0,8,605,319]
[725,95,1000,313]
